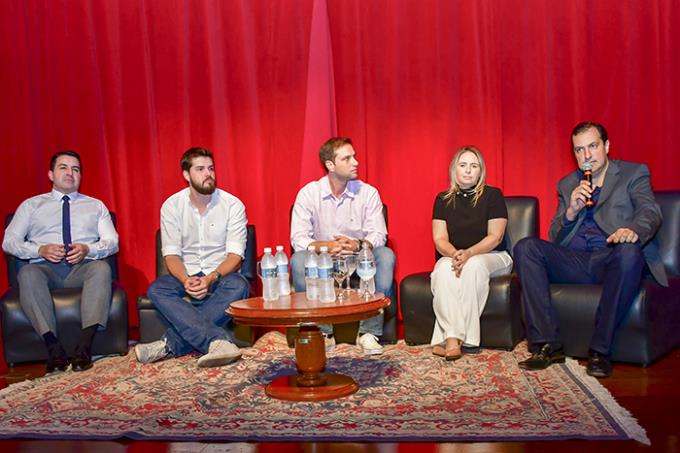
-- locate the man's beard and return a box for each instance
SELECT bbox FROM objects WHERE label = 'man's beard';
[190,176,216,195]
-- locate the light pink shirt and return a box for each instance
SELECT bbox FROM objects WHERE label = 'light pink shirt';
[291,176,387,252]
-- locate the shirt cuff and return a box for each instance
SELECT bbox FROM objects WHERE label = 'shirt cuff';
[86,244,99,260]
[162,245,183,257]
[25,243,41,260]
[364,233,386,249]
[293,237,313,252]
[561,215,577,227]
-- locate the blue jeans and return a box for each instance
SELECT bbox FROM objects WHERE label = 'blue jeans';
[147,272,250,356]
[291,246,395,337]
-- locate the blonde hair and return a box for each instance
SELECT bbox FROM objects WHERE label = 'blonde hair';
[442,145,486,207]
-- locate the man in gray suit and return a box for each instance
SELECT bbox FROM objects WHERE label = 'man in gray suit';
[514,122,666,378]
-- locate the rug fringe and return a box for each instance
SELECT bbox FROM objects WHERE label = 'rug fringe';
[565,358,650,445]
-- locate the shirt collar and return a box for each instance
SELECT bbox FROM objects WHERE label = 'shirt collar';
[52,189,79,201]
[320,175,360,200]
[183,187,219,211]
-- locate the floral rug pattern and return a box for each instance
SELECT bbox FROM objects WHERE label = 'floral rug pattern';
[0,332,647,443]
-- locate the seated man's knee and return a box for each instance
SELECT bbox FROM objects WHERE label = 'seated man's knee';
[373,246,396,268]
[290,251,306,273]
[147,275,178,302]
[611,243,645,268]
[513,237,542,262]
[290,250,308,290]
[17,264,46,286]
[222,272,250,297]
[85,260,112,280]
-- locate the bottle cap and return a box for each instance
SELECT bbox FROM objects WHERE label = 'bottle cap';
[276,245,284,251]
[264,247,272,253]
[307,245,316,252]
[320,246,328,252]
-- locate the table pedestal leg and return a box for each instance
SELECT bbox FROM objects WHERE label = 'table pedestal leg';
[265,324,359,401]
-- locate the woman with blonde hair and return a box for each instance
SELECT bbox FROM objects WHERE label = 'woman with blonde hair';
[430,146,513,360]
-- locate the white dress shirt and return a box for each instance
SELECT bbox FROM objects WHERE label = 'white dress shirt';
[2,189,119,262]
[291,176,387,252]
[160,187,247,276]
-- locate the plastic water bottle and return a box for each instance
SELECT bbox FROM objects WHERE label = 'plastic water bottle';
[261,247,279,301]
[318,246,335,303]
[357,242,377,297]
[275,245,291,296]
[304,246,319,300]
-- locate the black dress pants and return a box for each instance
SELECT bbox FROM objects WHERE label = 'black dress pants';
[514,238,646,355]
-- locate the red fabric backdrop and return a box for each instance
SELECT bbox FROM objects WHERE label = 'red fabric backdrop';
[1,0,678,366]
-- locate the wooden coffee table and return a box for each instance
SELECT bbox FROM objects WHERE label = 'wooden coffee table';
[227,291,389,402]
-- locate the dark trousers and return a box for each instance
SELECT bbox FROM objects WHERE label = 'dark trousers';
[513,238,646,355]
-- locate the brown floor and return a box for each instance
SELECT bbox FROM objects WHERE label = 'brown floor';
[1,346,679,453]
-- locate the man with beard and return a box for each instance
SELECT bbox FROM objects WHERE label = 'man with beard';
[134,147,250,367]
[3,150,119,373]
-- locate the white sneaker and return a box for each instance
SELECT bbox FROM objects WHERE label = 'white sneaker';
[135,338,170,364]
[358,333,384,355]
[324,334,336,353]
[197,340,242,368]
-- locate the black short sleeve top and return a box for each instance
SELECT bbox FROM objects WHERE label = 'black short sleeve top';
[432,185,508,260]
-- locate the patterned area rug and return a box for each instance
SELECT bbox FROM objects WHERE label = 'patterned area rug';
[0,331,648,443]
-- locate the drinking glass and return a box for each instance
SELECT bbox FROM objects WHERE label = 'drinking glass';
[344,253,357,294]
[331,257,348,301]
[356,258,377,298]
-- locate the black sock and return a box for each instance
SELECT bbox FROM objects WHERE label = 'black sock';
[43,332,66,359]
[76,325,98,355]
[43,331,59,347]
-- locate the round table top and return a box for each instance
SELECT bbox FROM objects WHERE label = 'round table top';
[227,291,389,327]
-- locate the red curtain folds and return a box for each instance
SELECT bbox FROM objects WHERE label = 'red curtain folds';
[1,1,678,366]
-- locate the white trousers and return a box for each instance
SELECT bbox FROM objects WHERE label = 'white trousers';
[430,251,513,347]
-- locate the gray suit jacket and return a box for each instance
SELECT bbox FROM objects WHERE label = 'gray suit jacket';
[549,159,667,286]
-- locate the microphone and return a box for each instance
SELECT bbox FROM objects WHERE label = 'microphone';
[582,162,594,208]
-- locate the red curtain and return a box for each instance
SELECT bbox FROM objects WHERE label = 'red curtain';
[1,0,678,354]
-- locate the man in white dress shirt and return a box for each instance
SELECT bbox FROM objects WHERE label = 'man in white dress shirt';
[3,150,119,373]
[134,147,250,368]
[290,137,395,355]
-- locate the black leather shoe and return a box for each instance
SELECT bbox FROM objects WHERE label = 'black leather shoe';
[71,355,93,372]
[46,343,70,373]
[71,349,93,372]
[519,343,566,370]
[587,351,612,378]
[46,356,70,373]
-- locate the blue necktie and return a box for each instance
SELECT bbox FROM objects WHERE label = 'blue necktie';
[62,195,72,247]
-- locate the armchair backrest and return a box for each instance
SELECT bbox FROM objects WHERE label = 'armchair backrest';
[4,212,120,288]
[155,224,257,284]
[655,190,680,277]
[504,196,540,255]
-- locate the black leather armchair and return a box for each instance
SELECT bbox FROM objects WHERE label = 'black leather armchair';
[553,190,680,366]
[400,196,539,349]
[0,214,128,367]
[136,225,257,347]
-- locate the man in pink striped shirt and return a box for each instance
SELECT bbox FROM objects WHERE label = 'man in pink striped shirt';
[290,137,395,355]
